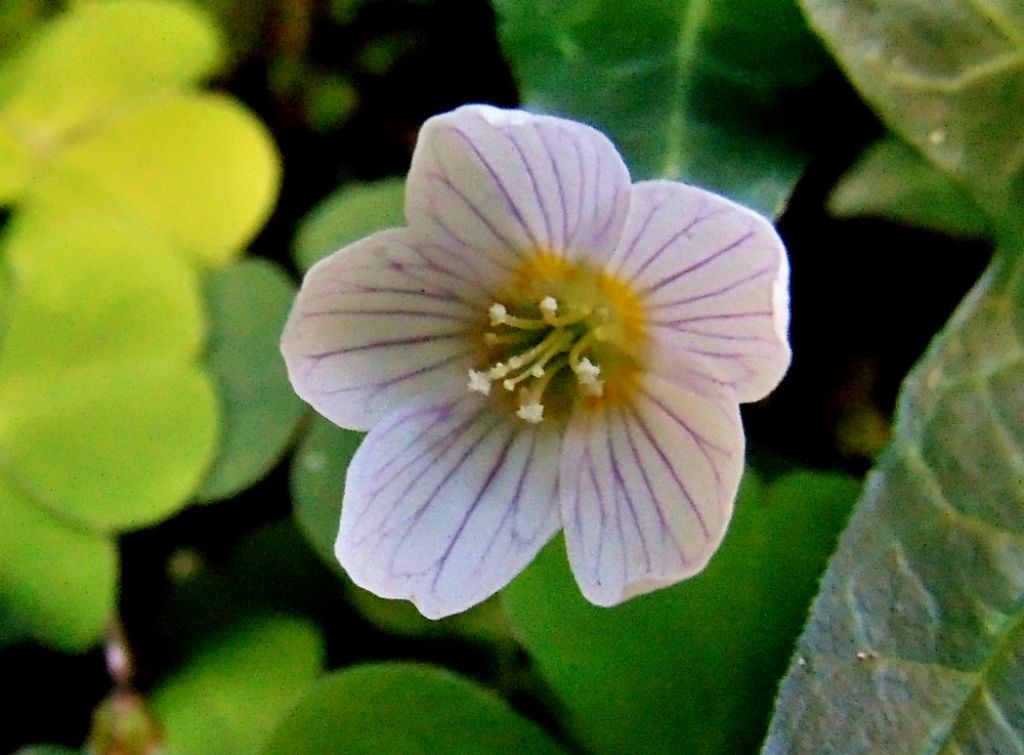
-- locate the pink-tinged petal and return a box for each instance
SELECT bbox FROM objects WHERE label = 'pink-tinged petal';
[281,228,484,431]
[610,181,790,403]
[559,372,744,607]
[336,391,562,619]
[405,104,632,273]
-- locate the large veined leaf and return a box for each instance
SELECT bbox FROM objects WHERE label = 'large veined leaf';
[504,471,861,755]
[829,134,990,239]
[493,0,827,217]
[262,663,567,754]
[151,616,324,755]
[0,474,116,652]
[197,259,305,501]
[0,210,218,531]
[797,0,1024,236]
[764,249,1024,753]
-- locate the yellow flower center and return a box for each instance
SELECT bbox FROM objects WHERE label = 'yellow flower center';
[466,253,645,423]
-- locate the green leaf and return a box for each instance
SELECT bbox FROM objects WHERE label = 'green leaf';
[33,92,281,266]
[0,210,218,531]
[493,0,827,217]
[0,0,222,145]
[151,615,324,755]
[0,364,218,531]
[0,122,33,203]
[764,250,1024,753]
[291,178,405,272]
[290,415,362,565]
[504,470,860,755]
[197,259,305,501]
[0,604,30,648]
[263,662,566,755]
[0,209,205,382]
[0,473,116,651]
[830,134,990,239]
[797,0,1024,235]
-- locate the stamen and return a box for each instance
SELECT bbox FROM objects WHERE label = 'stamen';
[539,296,558,323]
[467,369,492,395]
[576,357,601,381]
[568,331,598,370]
[489,302,508,326]
[517,401,544,423]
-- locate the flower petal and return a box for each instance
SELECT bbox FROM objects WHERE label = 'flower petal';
[336,391,562,619]
[559,372,744,606]
[610,180,790,403]
[406,104,632,272]
[281,228,483,431]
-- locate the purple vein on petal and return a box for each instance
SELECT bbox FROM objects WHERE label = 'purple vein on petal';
[624,399,710,539]
[614,194,667,272]
[638,384,729,491]
[506,129,554,250]
[661,310,773,327]
[427,170,521,260]
[605,412,652,573]
[353,404,491,537]
[430,422,519,589]
[307,349,474,398]
[385,416,507,577]
[451,125,541,250]
[304,332,465,361]
[646,264,775,313]
[567,131,586,249]
[391,239,490,306]
[618,405,690,566]
[302,308,470,321]
[642,228,757,296]
[306,284,460,306]
[627,204,737,287]
[534,122,569,250]
[622,195,717,284]
[592,151,624,248]
[663,328,770,343]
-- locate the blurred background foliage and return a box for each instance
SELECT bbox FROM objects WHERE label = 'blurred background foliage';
[0,0,1018,753]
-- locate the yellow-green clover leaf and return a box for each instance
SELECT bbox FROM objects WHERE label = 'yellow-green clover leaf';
[0,474,116,652]
[0,0,222,158]
[0,209,217,532]
[29,92,280,267]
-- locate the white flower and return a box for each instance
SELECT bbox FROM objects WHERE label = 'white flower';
[281,104,791,619]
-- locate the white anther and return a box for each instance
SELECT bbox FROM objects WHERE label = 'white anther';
[517,401,544,423]
[539,296,558,318]
[576,357,601,381]
[467,369,492,395]
[488,302,508,325]
[507,356,523,369]
[489,362,509,379]
[502,378,516,391]
[530,364,545,377]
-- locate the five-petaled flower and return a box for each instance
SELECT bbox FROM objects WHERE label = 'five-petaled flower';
[281,104,791,619]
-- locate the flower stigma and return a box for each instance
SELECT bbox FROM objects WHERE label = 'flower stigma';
[466,254,644,422]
